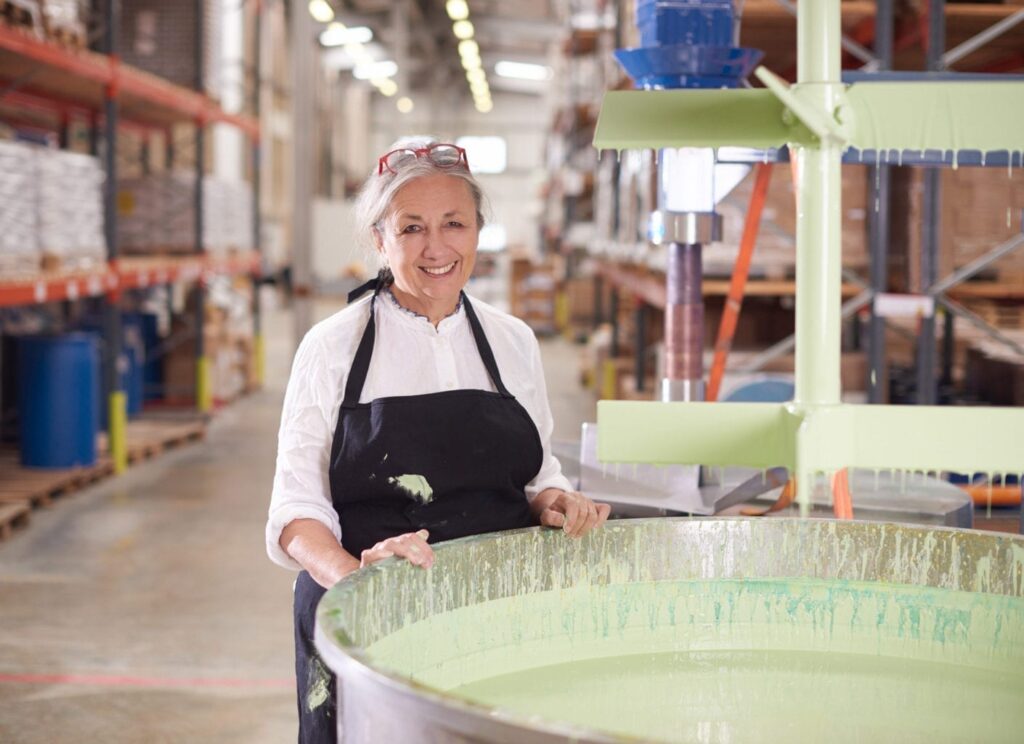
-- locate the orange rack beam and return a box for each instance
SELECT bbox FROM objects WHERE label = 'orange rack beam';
[0,251,262,308]
[0,25,259,138]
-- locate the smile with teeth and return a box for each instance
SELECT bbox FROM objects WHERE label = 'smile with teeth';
[421,261,457,276]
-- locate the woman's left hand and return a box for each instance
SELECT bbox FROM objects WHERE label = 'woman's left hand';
[532,489,611,538]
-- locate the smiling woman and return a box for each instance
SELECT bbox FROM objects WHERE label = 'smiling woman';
[266,136,611,743]
[373,174,479,324]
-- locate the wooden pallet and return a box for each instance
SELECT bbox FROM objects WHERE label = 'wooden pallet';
[0,452,113,509]
[0,502,30,541]
[97,417,207,464]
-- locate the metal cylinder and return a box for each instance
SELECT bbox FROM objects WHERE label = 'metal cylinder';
[662,241,704,401]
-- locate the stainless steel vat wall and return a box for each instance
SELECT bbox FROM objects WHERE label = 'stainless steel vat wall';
[315,518,1024,743]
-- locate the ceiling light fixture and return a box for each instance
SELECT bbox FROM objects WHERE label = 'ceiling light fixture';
[376,79,398,97]
[353,60,398,80]
[320,23,373,47]
[458,40,479,59]
[475,99,493,113]
[452,20,474,40]
[466,68,486,84]
[397,97,414,113]
[494,60,553,81]
[445,0,469,21]
[308,0,334,23]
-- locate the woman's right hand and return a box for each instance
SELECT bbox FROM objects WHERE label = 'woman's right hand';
[360,529,435,569]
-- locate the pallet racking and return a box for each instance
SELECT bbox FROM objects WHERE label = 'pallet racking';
[0,1,265,539]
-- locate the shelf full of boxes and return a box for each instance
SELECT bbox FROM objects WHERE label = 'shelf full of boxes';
[531,0,1024,409]
[0,0,265,540]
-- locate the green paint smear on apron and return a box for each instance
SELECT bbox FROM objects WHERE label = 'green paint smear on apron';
[388,474,433,504]
[306,656,331,712]
[365,577,1024,743]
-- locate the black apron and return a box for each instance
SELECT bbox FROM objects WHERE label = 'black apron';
[292,286,544,743]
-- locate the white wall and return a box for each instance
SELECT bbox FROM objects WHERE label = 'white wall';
[312,197,363,281]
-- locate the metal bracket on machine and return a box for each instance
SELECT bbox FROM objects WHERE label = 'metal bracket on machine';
[652,211,723,245]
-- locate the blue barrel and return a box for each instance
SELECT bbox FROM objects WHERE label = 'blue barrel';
[124,312,162,402]
[120,317,146,416]
[16,334,100,468]
[76,317,145,425]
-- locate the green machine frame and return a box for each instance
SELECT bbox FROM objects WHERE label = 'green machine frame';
[593,0,1024,514]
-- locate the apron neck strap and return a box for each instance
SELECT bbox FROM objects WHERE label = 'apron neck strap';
[341,291,513,408]
[341,287,381,409]
[462,294,512,398]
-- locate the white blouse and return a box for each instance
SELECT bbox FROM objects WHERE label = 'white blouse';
[266,290,573,570]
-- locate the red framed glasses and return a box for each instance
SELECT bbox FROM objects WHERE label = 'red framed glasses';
[377,143,470,175]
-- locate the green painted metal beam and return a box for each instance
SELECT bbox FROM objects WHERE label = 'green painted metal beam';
[593,82,1024,154]
[801,405,1024,476]
[597,401,1024,480]
[592,89,813,150]
[597,401,799,469]
[845,82,1024,154]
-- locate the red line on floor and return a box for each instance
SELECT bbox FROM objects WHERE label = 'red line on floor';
[0,672,294,689]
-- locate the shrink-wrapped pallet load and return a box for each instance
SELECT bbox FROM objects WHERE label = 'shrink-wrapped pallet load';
[37,149,106,270]
[118,173,253,255]
[0,140,40,276]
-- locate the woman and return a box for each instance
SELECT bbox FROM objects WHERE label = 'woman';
[266,137,611,743]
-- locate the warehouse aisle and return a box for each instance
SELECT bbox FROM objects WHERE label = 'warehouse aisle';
[0,304,299,743]
[0,300,596,743]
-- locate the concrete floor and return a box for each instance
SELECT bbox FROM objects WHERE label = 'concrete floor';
[0,300,597,743]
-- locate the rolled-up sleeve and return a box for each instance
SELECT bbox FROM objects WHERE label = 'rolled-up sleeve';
[523,335,574,501]
[266,331,342,570]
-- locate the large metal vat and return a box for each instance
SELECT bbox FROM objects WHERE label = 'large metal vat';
[316,518,1024,743]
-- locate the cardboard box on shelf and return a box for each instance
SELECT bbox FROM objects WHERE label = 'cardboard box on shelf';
[509,253,559,333]
[565,275,597,327]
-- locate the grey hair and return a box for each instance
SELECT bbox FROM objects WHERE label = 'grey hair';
[353,136,488,270]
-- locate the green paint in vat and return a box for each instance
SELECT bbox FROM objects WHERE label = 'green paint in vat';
[453,650,1023,744]
[316,519,1024,743]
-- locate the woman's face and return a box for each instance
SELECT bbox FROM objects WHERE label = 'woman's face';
[374,174,479,319]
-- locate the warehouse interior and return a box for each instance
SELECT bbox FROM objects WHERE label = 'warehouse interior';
[1,1,1023,742]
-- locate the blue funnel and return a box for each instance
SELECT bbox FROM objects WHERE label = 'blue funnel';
[618,0,761,91]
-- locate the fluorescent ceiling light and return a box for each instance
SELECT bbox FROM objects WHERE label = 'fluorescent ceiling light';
[495,60,552,82]
[452,20,474,40]
[353,60,397,79]
[397,96,414,114]
[308,0,334,23]
[320,23,372,47]
[445,0,469,21]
